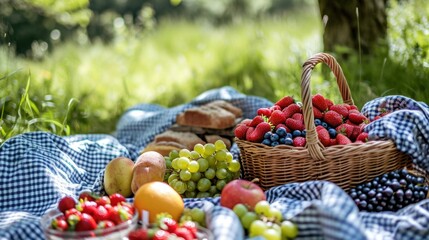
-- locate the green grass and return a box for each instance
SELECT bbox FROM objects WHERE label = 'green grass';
[1,0,429,143]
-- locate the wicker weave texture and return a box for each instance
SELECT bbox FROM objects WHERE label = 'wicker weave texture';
[236,52,414,191]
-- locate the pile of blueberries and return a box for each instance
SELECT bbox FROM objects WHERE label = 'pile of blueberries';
[349,169,428,212]
[261,127,306,147]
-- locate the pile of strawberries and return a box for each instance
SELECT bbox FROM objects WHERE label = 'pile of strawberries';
[235,93,378,147]
[50,192,134,233]
[128,216,198,240]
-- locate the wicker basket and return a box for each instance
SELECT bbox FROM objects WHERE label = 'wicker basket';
[236,52,416,191]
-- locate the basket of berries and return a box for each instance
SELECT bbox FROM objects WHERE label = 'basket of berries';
[234,52,419,191]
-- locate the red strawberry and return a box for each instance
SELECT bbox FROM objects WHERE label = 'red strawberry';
[325,98,334,109]
[58,196,76,214]
[96,196,111,206]
[234,124,249,139]
[275,96,295,109]
[349,105,358,110]
[285,118,305,131]
[312,94,328,112]
[329,138,337,146]
[78,191,97,202]
[245,126,255,140]
[51,216,68,231]
[246,122,271,142]
[121,202,135,215]
[323,110,343,127]
[313,107,323,119]
[292,113,304,122]
[128,229,151,240]
[336,134,352,145]
[270,105,282,112]
[336,124,354,138]
[109,193,126,206]
[93,205,109,223]
[240,119,252,126]
[356,132,369,142]
[153,230,170,240]
[348,112,368,125]
[293,136,306,147]
[78,200,98,215]
[181,221,198,238]
[160,218,178,233]
[282,103,302,118]
[249,115,264,127]
[316,125,331,147]
[350,125,362,141]
[75,213,97,232]
[97,220,115,229]
[257,108,272,117]
[174,228,194,240]
[274,123,289,132]
[65,208,82,221]
[268,110,286,126]
[348,109,360,115]
[108,205,132,225]
[329,104,349,118]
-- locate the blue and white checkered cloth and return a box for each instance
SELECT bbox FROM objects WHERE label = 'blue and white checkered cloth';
[0,87,428,240]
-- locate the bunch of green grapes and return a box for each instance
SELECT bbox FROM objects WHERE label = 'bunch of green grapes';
[180,207,206,227]
[233,201,299,240]
[164,140,241,198]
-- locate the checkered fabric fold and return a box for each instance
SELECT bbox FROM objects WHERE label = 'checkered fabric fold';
[1,87,428,240]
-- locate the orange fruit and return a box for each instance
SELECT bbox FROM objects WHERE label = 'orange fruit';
[133,181,184,223]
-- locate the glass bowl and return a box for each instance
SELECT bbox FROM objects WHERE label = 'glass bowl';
[40,208,138,240]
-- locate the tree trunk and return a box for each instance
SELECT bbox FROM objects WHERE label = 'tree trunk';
[318,0,388,55]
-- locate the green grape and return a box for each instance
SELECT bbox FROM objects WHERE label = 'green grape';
[180,170,192,181]
[208,185,218,195]
[255,200,271,216]
[190,151,200,160]
[187,181,196,192]
[249,220,268,238]
[215,168,228,179]
[225,171,233,182]
[216,161,228,169]
[187,161,200,173]
[225,152,233,163]
[215,149,227,161]
[196,192,211,198]
[180,214,193,223]
[197,158,209,172]
[185,191,196,198]
[228,160,241,172]
[206,155,217,168]
[179,149,191,158]
[269,208,283,221]
[216,179,227,191]
[213,193,221,198]
[173,180,187,194]
[171,158,179,170]
[204,168,216,180]
[240,212,258,229]
[232,203,248,218]
[169,150,179,160]
[177,157,190,170]
[281,221,298,239]
[262,228,281,240]
[190,208,207,221]
[168,173,179,184]
[165,159,172,168]
[204,143,216,156]
[169,179,178,187]
[191,172,202,182]
[193,143,205,155]
[214,139,227,150]
[197,178,211,192]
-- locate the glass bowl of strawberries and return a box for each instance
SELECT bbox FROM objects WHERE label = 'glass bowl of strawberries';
[40,192,138,240]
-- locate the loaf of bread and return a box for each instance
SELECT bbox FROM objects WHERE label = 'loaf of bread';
[205,135,231,149]
[176,100,242,129]
[153,130,205,150]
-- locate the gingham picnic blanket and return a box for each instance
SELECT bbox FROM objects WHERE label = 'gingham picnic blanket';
[0,86,428,240]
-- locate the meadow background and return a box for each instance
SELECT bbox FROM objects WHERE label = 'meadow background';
[1,0,428,143]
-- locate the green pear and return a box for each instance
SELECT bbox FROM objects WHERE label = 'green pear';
[104,156,134,197]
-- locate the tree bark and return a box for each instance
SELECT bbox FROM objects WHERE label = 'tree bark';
[318,0,388,55]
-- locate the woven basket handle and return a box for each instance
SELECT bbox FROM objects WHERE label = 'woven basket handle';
[301,53,354,160]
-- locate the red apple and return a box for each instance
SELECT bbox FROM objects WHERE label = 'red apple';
[220,179,266,211]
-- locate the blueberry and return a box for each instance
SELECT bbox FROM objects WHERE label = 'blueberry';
[350,192,358,199]
[279,137,285,144]
[315,119,322,126]
[390,181,401,191]
[270,133,280,142]
[359,194,367,200]
[328,128,337,138]
[262,139,271,146]
[368,190,376,198]
[264,132,272,139]
[292,130,301,138]
[395,189,404,198]
[276,127,287,137]
[271,141,279,147]
[284,138,293,145]
[322,122,328,129]
[301,130,306,137]
[383,187,393,197]
[286,133,293,139]
[405,189,413,199]
[375,206,383,212]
